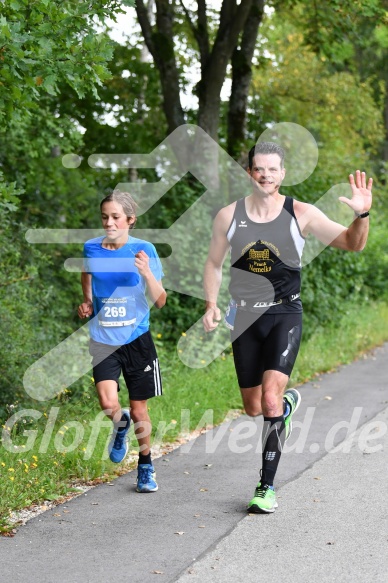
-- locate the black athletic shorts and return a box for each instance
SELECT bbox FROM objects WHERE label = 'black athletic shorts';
[231,310,302,388]
[89,331,162,401]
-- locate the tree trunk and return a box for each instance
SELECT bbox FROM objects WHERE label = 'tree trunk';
[227,0,264,160]
[196,0,254,140]
[136,0,185,135]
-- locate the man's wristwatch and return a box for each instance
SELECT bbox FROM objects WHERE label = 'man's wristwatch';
[355,211,370,219]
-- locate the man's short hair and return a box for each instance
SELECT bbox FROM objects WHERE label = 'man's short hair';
[248,142,285,169]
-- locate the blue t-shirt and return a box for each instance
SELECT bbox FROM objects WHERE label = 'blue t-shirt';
[84,236,164,346]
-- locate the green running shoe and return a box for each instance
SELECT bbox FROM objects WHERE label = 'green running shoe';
[283,388,301,442]
[247,483,278,514]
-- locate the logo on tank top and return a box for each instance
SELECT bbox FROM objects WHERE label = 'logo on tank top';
[238,220,247,227]
[242,240,278,274]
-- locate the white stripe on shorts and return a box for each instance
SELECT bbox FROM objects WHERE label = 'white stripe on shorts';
[153,358,162,396]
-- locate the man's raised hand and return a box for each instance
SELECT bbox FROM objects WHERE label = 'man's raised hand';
[339,170,373,215]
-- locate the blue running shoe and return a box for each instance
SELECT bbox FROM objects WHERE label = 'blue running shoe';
[136,464,158,493]
[108,409,130,463]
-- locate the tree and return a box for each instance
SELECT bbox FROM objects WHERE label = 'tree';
[272,0,388,160]
[0,1,136,415]
[135,0,265,156]
[0,0,130,127]
[0,0,135,209]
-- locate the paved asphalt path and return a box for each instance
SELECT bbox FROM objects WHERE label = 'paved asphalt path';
[1,344,387,583]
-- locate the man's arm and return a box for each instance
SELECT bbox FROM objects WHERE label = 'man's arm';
[297,170,373,251]
[203,207,233,332]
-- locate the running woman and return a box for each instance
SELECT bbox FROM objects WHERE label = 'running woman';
[203,142,372,513]
[78,190,166,493]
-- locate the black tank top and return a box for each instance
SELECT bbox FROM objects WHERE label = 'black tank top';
[226,196,305,313]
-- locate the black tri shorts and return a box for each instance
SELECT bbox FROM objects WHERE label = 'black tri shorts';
[231,310,302,388]
[89,331,162,401]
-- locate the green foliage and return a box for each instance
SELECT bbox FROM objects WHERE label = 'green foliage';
[361,223,388,300]
[0,219,55,418]
[250,22,384,156]
[0,0,125,125]
[0,1,127,413]
[55,42,167,159]
[274,0,384,65]
[301,247,369,339]
[0,172,23,212]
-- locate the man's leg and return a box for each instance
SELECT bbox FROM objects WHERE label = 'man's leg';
[246,370,292,514]
[242,372,287,477]
[260,369,288,486]
[240,385,263,417]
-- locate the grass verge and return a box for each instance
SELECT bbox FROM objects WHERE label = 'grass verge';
[1,301,387,533]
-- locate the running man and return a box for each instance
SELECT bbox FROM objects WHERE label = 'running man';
[203,142,372,513]
[78,190,166,493]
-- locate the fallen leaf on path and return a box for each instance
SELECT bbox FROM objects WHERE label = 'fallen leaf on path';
[324,396,332,400]
[175,531,185,535]
[152,570,164,574]
[199,488,208,492]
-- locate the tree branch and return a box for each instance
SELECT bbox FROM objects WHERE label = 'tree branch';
[196,0,210,67]
[178,0,210,69]
[178,0,198,40]
[136,0,156,58]
[228,0,255,47]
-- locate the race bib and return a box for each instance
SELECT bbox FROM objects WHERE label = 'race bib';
[96,297,136,327]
